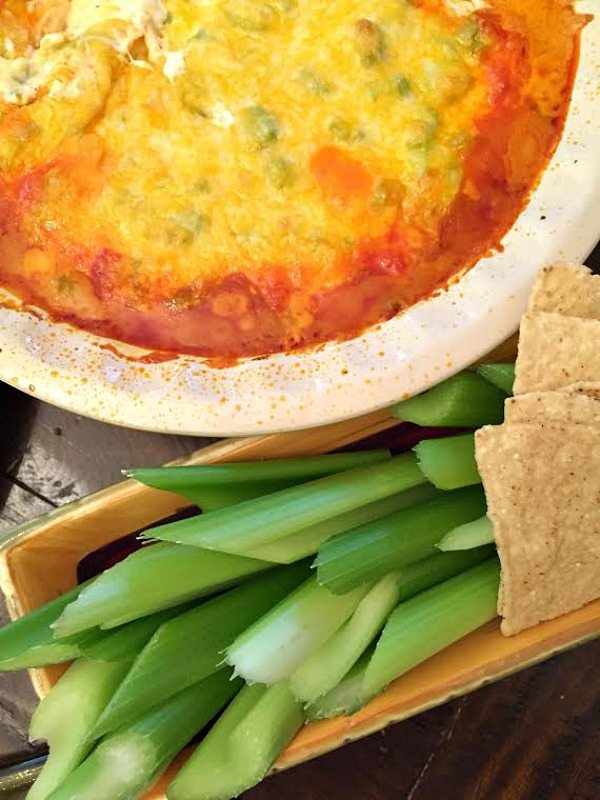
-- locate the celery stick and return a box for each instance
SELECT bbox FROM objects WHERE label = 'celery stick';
[144,455,426,555]
[80,603,197,663]
[396,545,495,601]
[127,451,390,511]
[304,648,373,721]
[305,549,496,720]
[46,671,241,800]
[290,573,400,704]
[477,362,515,394]
[315,486,487,594]
[27,657,131,800]
[363,559,500,699]
[437,515,494,551]
[244,484,440,563]
[167,683,304,800]
[93,563,309,738]
[413,433,480,490]
[0,581,102,671]
[226,576,370,685]
[390,372,506,427]
[53,543,273,638]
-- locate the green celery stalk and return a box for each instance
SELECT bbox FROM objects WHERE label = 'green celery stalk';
[413,433,480,490]
[167,682,304,800]
[363,559,500,699]
[92,563,310,738]
[289,573,400,704]
[304,648,373,721]
[53,543,273,638]
[0,581,103,671]
[305,548,496,720]
[476,362,515,394]
[142,455,426,555]
[226,575,370,685]
[27,657,132,800]
[244,484,440,563]
[315,485,487,594]
[80,602,197,663]
[126,451,390,511]
[437,515,494,551]
[45,671,241,800]
[390,371,506,427]
[395,545,495,602]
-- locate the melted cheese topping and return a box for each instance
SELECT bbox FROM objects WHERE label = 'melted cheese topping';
[66,0,167,40]
[6,2,488,284]
[0,0,583,358]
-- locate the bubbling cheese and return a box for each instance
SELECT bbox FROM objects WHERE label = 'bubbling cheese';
[0,0,583,359]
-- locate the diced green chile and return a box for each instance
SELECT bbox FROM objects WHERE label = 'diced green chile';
[354,19,386,66]
[265,156,295,188]
[244,106,280,149]
[393,74,411,96]
[329,116,354,142]
[368,75,410,100]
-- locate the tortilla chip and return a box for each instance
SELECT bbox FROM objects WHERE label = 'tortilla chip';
[529,262,600,318]
[475,422,600,636]
[505,392,600,426]
[559,382,600,401]
[514,312,600,393]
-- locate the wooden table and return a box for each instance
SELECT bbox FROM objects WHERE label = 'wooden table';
[1,249,599,799]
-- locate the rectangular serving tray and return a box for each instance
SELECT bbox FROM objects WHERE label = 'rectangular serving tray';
[1,345,599,798]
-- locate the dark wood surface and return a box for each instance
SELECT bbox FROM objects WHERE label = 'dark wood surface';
[1,249,599,799]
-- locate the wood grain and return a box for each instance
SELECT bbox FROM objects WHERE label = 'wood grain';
[0,248,598,798]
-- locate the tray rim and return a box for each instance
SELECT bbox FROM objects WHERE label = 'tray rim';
[0,401,599,798]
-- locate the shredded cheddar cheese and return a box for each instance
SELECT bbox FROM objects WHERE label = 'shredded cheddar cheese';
[0,0,585,359]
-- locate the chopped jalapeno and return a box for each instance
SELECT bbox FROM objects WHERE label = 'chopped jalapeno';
[297,68,333,95]
[393,74,411,97]
[244,106,280,149]
[354,19,386,66]
[368,74,410,100]
[265,156,295,188]
[329,116,354,142]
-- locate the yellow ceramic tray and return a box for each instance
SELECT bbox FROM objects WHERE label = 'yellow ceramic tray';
[1,356,599,798]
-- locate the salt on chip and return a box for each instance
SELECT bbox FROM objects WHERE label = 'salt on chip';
[514,312,600,394]
[505,391,600,426]
[529,262,600,318]
[475,422,600,636]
